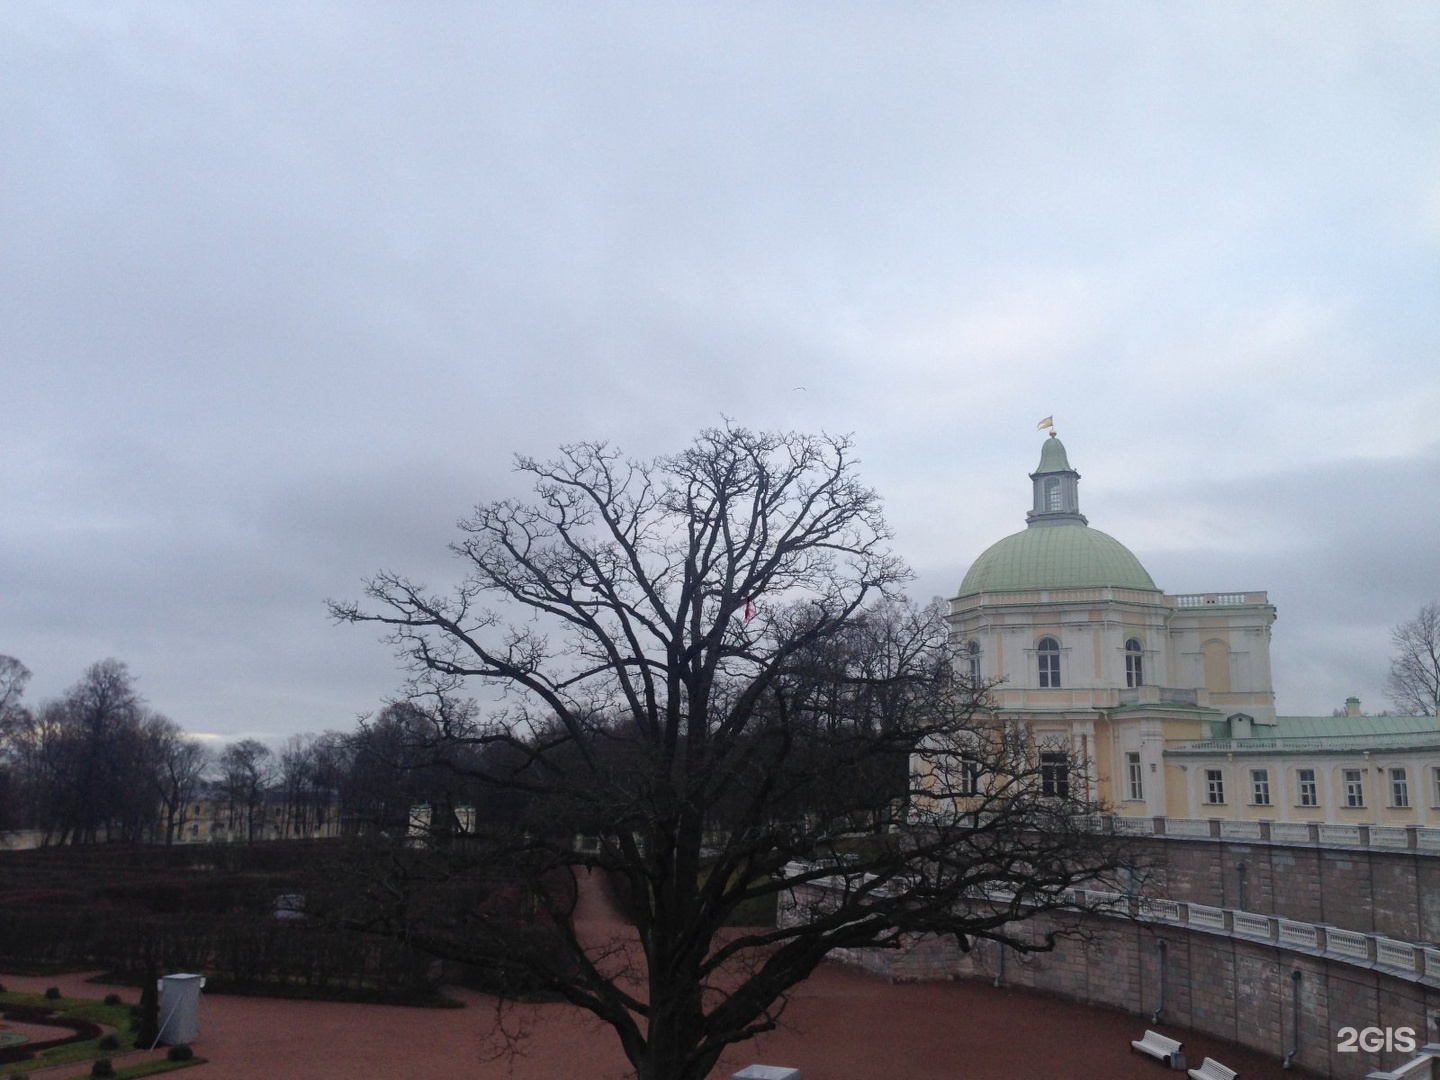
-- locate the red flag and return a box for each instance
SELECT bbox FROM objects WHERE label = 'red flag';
[743,599,756,622]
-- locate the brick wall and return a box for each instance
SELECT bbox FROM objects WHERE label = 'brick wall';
[1129,835,1440,939]
[790,879,1440,1080]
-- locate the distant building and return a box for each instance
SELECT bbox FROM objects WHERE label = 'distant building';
[175,785,341,844]
[935,432,1440,826]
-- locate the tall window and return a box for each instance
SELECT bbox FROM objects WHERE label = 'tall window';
[1040,751,1070,798]
[1343,768,1365,808]
[1297,768,1318,807]
[1126,752,1144,802]
[959,755,981,797]
[1124,638,1144,688]
[1433,766,1440,808]
[1205,768,1226,805]
[1390,767,1410,809]
[1037,637,1061,688]
[1044,475,1061,511]
[1250,768,1271,806]
[965,640,981,681]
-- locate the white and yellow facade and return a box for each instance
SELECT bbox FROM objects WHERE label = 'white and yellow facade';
[940,433,1440,826]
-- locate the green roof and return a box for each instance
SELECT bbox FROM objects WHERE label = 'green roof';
[958,523,1158,595]
[1268,715,1440,738]
[1035,435,1072,473]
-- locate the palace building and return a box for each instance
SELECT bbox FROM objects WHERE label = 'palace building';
[949,432,1440,826]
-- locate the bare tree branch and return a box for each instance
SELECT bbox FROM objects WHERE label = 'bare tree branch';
[327,424,1127,1080]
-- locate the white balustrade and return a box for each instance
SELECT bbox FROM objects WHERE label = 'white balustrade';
[1220,820,1263,840]
[1369,825,1410,848]
[1164,818,1213,838]
[1425,948,1440,978]
[1375,937,1418,972]
[1278,919,1320,950]
[1268,822,1312,844]
[1110,816,1154,835]
[1232,911,1272,939]
[1187,903,1227,930]
[1138,898,1181,921]
[1319,824,1363,846]
[1326,927,1372,961]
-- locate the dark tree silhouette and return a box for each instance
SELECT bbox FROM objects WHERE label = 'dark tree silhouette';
[331,425,1124,1080]
[1387,603,1440,718]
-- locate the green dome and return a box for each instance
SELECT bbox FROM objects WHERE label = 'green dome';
[959,524,1157,595]
[1036,435,1072,473]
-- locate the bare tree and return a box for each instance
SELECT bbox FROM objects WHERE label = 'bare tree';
[149,716,209,844]
[24,660,153,843]
[0,656,32,830]
[330,426,1123,1080]
[218,739,276,842]
[0,655,29,728]
[1387,602,1440,718]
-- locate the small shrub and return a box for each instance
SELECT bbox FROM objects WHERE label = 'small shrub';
[104,993,122,1006]
[44,987,62,1000]
[167,1044,195,1062]
[91,1060,115,1079]
[98,1034,120,1050]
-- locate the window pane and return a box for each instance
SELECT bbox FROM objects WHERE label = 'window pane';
[1038,638,1061,688]
[1251,769,1270,806]
[1391,767,1410,808]
[1126,752,1143,801]
[1205,769,1225,804]
[1343,769,1364,808]
[1297,768,1318,807]
[1041,751,1070,798]
[1125,639,1143,688]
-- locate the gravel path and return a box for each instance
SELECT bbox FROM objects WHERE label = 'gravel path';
[0,876,1314,1078]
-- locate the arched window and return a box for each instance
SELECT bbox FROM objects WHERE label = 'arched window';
[1037,637,1061,688]
[1125,638,1143,688]
[965,640,981,681]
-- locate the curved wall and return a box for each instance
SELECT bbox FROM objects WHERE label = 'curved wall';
[791,831,1440,1079]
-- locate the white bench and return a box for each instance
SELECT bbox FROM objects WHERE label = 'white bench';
[1131,1029,1184,1068]
[1188,1058,1237,1080]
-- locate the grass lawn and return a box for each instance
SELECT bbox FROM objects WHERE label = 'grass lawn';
[0,989,206,1078]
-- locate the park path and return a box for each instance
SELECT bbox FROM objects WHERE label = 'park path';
[1,957,1316,1080]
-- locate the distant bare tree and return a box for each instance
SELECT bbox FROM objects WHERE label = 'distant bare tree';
[218,739,276,841]
[149,717,209,844]
[0,655,29,728]
[1387,603,1440,718]
[33,660,151,843]
[0,656,32,829]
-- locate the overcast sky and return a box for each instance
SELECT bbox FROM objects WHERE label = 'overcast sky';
[3,3,1438,742]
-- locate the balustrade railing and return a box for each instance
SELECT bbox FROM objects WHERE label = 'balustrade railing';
[1376,938,1419,973]
[1326,927,1373,962]
[1320,823,1364,846]
[1101,814,1440,853]
[1269,822,1312,844]
[1187,903,1228,930]
[790,863,1440,989]
[1231,911,1273,939]
[1277,919,1320,950]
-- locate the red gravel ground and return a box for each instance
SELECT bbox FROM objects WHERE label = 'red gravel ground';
[2,876,1314,1079]
[0,966,1313,1080]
